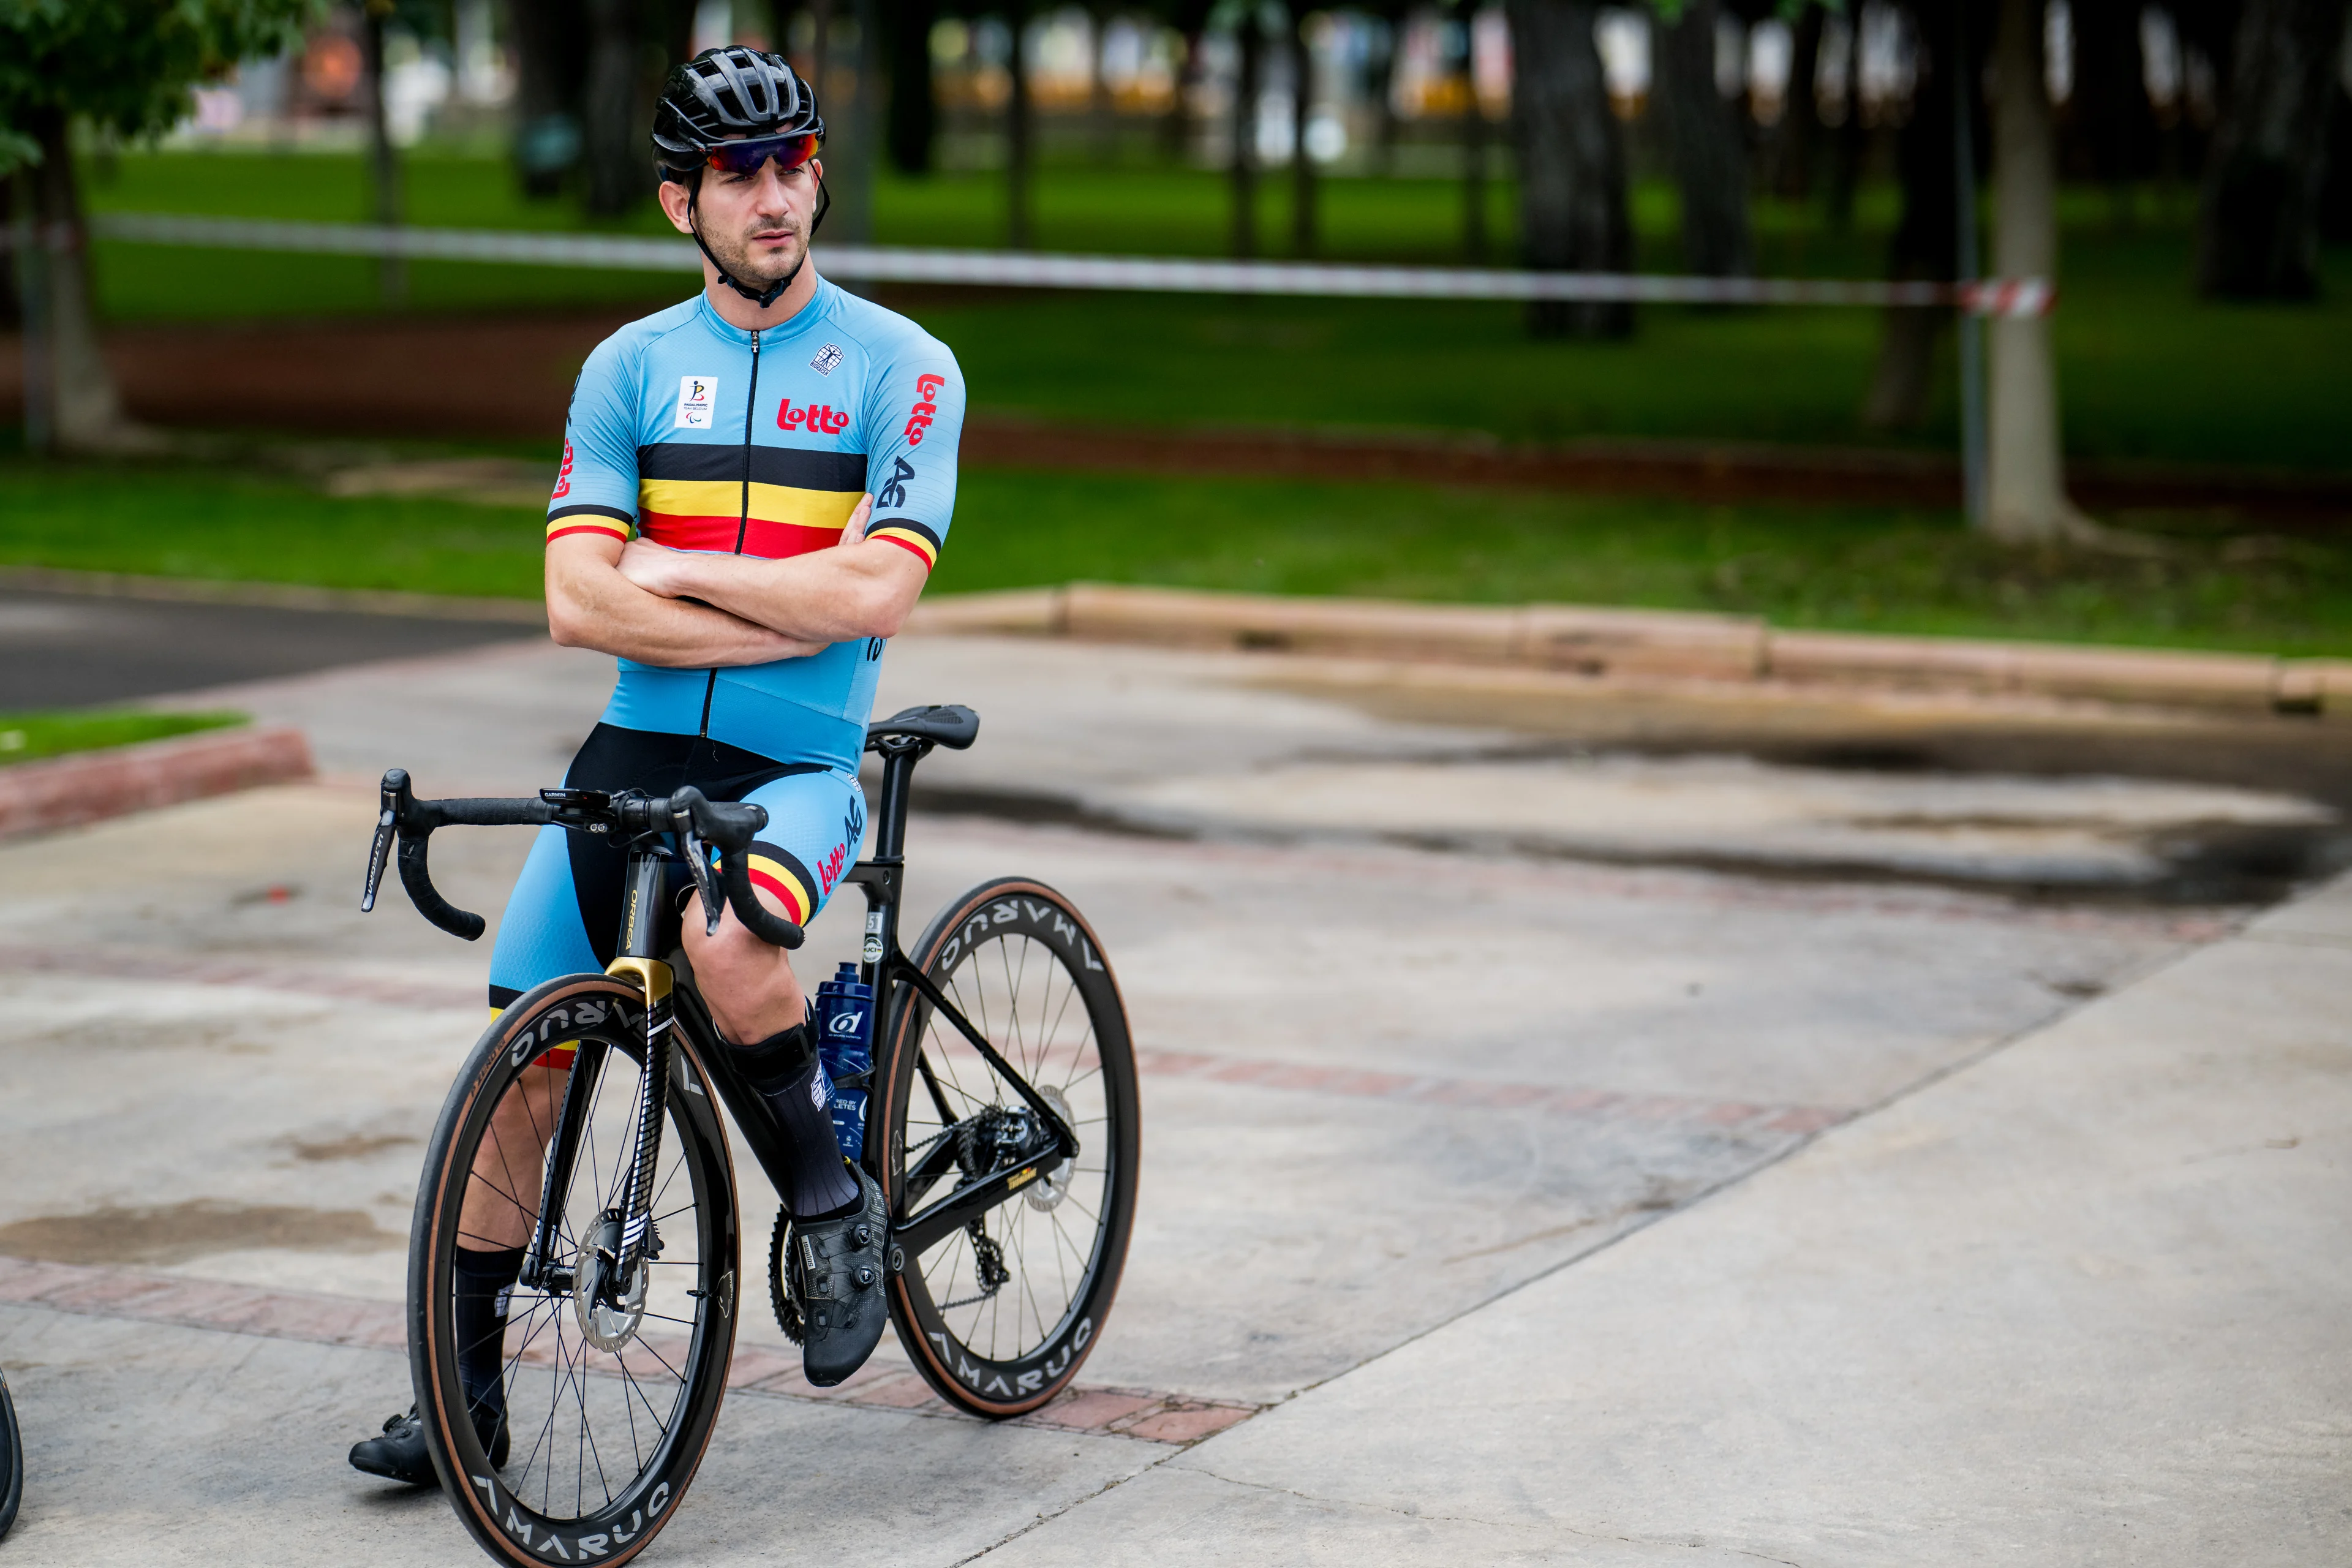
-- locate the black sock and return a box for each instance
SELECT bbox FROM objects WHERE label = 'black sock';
[453,1245,524,1430]
[731,1022,861,1221]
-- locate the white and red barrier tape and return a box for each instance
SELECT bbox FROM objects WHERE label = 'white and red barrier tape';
[9,212,2054,314]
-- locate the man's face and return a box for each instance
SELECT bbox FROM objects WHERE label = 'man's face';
[662,149,823,290]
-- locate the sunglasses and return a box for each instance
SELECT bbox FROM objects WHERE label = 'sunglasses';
[703,131,821,178]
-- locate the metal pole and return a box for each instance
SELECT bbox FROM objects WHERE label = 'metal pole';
[1952,1,1986,529]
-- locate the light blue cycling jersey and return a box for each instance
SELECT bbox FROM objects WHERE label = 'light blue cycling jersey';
[545,277,965,774]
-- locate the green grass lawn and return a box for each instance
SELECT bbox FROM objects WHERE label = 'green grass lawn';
[6,452,2346,657]
[72,151,2352,474]
[0,707,246,766]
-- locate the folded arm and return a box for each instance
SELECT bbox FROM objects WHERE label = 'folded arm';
[615,496,931,644]
[546,533,825,666]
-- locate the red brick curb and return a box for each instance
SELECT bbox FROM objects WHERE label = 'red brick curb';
[0,725,316,840]
[907,583,2352,720]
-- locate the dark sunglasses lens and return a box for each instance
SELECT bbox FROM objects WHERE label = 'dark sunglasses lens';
[705,135,816,176]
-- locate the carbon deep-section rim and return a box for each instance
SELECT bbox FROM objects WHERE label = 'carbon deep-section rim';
[410,973,738,1567]
[876,878,1140,1419]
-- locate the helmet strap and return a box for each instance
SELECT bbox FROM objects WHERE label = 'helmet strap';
[685,171,824,311]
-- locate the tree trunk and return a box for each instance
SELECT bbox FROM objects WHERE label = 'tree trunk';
[1462,10,1489,261]
[360,4,406,303]
[2195,0,2346,297]
[1822,7,1863,229]
[887,0,939,174]
[1864,0,1963,430]
[24,109,128,453]
[1372,2,1405,178]
[1657,0,1752,277]
[1231,9,1262,257]
[820,0,882,241]
[1163,26,1204,162]
[807,0,832,92]
[1986,0,2089,542]
[508,0,585,197]
[2321,75,2352,240]
[0,170,20,333]
[1163,0,1217,163]
[1007,0,1035,248]
[2071,0,2158,221]
[1088,6,1115,164]
[1767,2,1823,200]
[1504,0,1632,336]
[584,0,647,217]
[1288,0,1316,254]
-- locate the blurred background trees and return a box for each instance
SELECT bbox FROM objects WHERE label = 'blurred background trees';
[55,0,2339,300]
[1,0,315,450]
[6,0,2348,481]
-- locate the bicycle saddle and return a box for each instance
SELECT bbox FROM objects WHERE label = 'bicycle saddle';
[865,704,979,751]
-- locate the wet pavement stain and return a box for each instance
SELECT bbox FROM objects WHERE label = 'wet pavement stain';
[0,1200,400,1264]
[282,1133,417,1163]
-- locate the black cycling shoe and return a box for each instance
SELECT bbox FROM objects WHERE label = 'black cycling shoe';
[793,1163,892,1387]
[348,1403,510,1487]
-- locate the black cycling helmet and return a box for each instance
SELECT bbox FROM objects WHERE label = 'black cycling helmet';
[652,47,828,308]
[652,46,824,172]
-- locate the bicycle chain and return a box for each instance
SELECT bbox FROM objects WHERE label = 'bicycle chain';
[937,1220,1009,1311]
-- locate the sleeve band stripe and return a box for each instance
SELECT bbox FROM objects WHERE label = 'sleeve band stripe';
[867,517,941,548]
[869,527,940,569]
[548,503,636,524]
[548,519,633,543]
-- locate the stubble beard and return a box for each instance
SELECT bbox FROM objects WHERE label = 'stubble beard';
[704,205,805,292]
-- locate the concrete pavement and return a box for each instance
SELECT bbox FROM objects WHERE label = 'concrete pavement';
[0,628,2339,1564]
[992,874,2352,1566]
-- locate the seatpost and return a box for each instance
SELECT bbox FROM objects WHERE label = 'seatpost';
[848,737,927,1001]
[870,739,924,861]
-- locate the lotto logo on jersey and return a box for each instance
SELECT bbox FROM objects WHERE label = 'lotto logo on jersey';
[674,375,719,429]
[903,374,946,447]
[778,398,850,435]
[550,439,575,499]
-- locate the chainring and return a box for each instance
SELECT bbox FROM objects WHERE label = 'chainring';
[766,1207,805,1346]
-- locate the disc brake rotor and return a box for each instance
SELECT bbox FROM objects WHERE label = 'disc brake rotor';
[1025,1086,1077,1213]
[573,1224,653,1352]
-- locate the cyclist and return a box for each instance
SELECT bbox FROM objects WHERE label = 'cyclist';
[352,45,963,1486]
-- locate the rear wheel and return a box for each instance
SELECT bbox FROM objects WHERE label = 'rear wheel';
[412,974,737,1568]
[874,878,1140,1417]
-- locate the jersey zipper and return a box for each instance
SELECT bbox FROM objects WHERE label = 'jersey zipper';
[699,325,761,739]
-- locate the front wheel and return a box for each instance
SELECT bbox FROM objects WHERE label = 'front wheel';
[0,1363,21,1540]
[410,974,738,1568]
[875,878,1140,1417]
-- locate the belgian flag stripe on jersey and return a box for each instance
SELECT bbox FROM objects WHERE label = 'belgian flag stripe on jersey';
[637,442,868,492]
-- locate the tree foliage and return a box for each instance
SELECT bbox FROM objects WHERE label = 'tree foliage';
[0,0,320,175]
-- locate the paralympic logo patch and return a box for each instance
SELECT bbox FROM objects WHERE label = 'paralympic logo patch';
[674,375,718,429]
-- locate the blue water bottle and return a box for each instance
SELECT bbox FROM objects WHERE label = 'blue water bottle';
[813,962,875,1163]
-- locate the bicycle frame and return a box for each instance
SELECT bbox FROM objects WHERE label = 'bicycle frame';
[845,738,1080,1257]
[514,736,1080,1294]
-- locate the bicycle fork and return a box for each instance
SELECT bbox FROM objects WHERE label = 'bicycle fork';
[521,854,673,1318]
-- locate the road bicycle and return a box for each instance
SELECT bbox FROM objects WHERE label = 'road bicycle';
[0,1362,20,1539]
[361,704,1139,1567]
